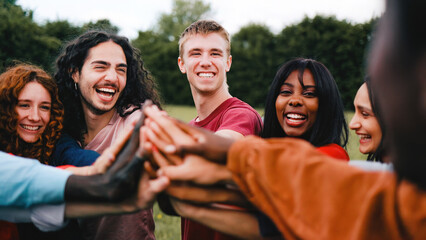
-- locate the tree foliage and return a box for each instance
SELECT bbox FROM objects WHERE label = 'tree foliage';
[1,0,378,109]
[155,0,211,41]
[0,1,60,72]
[132,0,212,105]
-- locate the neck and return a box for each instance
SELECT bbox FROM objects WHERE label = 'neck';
[191,87,232,121]
[82,107,116,145]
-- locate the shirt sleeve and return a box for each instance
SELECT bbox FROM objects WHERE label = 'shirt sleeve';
[227,136,424,239]
[0,152,71,207]
[51,133,99,167]
[217,108,262,136]
[0,204,68,232]
[349,160,394,171]
[30,204,68,232]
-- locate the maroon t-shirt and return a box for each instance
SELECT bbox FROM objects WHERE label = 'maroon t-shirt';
[182,97,262,240]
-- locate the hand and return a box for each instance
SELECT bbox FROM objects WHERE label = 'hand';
[165,182,251,208]
[122,169,170,211]
[143,103,235,163]
[65,107,147,202]
[156,153,233,185]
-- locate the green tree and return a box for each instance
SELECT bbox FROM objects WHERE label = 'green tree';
[155,0,211,41]
[82,19,119,34]
[133,0,212,105]
[229,23,278,107]
[43,20,83,42]
[0,1,60,72]
[275,15,377,109]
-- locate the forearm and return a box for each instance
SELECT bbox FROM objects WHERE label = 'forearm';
[192,209,261,239]
[0,152,71,207]
[64,202,137,218]
[173,199,261,239]
[227,136,401,239]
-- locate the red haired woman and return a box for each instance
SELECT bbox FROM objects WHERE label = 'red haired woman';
[0,64,111,239]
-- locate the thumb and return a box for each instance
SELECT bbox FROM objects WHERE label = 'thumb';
[157,165,193,181]
[149,176,170,193]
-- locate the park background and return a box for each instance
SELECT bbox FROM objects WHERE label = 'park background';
[1,0,379,238]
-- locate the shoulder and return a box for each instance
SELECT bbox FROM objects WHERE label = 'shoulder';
[218,98,263,136]
[222,98,261,118]
[316,144,350,161]
[120,108,143,126]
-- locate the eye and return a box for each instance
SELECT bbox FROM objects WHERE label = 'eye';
[303,90,317,97]
[94,65,106,69]
[117,68,127,73]
[361,111,370,117]
[211,52,221,56]
[279,90,292,95]
[17,103,30,109]
[41,105,51,111]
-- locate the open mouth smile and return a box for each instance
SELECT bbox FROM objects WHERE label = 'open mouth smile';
[285,113,307,126]
[95,87,117,100]
[21,124,42,131]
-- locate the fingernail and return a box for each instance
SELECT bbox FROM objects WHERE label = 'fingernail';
[164,145,176,153]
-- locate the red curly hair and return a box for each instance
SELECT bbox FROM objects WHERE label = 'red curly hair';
[0,64,64,164]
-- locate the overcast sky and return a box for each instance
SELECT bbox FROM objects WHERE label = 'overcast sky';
[17,0,385,39]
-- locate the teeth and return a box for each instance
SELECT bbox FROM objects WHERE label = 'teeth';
[22,125,40,131]
[286,113,305,119]
[97,88,116,94]
[359,134,371,139]
[198,73,214,78]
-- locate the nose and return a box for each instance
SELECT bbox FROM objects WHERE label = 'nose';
[104,68,118,81]
[349,114,361,130]
[200,53,212,67]
[288,96,302,107]
[28,107,41,122]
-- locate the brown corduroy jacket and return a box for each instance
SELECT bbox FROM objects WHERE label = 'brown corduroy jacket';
[228,136,426,240]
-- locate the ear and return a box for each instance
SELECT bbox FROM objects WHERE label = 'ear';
[226,55,232,72]
[178,57,186,74]
[71,70,80,84]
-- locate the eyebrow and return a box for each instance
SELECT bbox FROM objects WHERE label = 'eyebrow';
[356,105,372,112]
[18,99,51,104]
[188,48,224,53]
[91,61,127,68]
[282,83,316,89]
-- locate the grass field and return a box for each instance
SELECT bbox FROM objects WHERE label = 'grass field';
[153,105,367,240]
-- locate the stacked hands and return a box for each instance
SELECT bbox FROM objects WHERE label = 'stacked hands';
[140,100,254,216]
[67,99,252,216]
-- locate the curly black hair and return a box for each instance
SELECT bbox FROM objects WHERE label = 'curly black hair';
[54,30,161,142]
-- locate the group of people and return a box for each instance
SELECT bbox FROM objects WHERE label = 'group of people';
[1,0,425,239]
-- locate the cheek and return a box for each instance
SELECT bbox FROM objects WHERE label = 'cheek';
[307,99,319,119]
[275,98,285,119]
[42,112,51,125]
[370,120,383,143]
[15,109,25,122]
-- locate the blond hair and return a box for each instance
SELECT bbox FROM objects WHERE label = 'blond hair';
[178,20,230,58]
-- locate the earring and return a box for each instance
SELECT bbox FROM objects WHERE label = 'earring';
[74,82,78,90]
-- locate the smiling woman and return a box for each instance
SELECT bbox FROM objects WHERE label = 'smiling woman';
[0,64,63,164]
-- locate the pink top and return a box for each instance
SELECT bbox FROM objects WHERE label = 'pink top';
[81,109,155,240]
[86,109,141,152]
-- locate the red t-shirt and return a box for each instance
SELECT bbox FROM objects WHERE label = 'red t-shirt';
[182,97,262,240]
[317,143,350,161]
[0,221,19,240]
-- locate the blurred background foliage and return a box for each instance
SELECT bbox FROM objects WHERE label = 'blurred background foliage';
[1,0,378,109]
